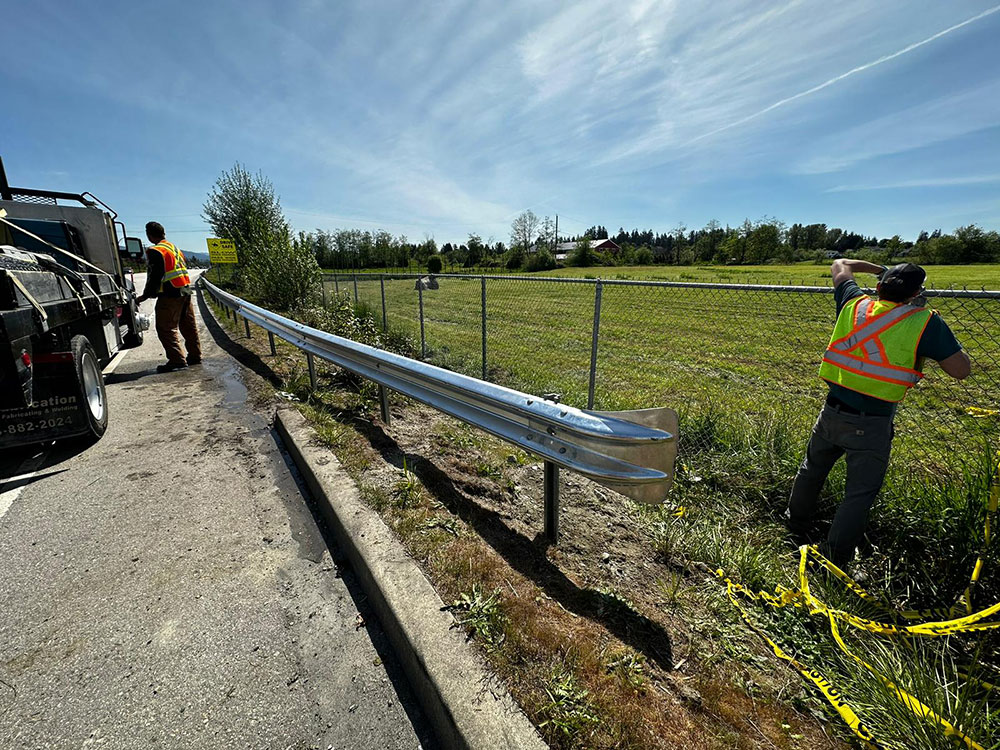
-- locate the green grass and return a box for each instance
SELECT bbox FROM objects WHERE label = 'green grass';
[325,262,1000,290]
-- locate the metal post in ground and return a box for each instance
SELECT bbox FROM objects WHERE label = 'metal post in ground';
[379,384,391,426]
[268,331,276,356]
[306,352,316,391]
[244,316,251,338]
[544,461,560,542]
[321,277,327,308]
[380,275,388,330]
[587,280,603,409]
[481,275,487,380]
[418,284,426,358]
[334,275,339,297]
[353,272,359,304]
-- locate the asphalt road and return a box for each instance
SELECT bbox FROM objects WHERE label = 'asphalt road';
[0,276,430,749]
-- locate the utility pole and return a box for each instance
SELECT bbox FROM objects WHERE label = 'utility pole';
[554,214,558,252]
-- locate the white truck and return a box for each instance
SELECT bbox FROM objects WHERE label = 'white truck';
[0,156,147,449]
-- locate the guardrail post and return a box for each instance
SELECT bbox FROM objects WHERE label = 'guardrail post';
[379,384,391,426]
[306,352,316,390]
[481,275,487,380]
[380,275,388,330]
[243,315,251,338]
[544,461,560,542]
[587,280,603,409]
[418,284,426,358]
[353,272,359,304]
[268,331,276,356]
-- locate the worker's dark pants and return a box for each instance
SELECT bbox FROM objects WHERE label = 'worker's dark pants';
[786,404,894,568]
[155,296,202,365]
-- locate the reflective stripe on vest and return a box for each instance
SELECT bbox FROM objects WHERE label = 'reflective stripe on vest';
[818,295,932,402]
[153,241,190,289]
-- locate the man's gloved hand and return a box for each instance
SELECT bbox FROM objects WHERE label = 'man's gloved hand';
[135,294,147,305]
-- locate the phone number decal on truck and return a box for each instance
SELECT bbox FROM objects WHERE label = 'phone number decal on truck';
[0,397,80,440]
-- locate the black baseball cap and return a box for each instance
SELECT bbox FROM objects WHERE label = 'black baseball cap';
[879,262,925,302]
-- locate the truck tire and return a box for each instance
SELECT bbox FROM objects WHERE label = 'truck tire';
[72,335,109,440]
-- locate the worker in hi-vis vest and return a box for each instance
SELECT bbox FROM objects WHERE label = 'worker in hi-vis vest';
[136,221,202,373]
[785,260,970,569]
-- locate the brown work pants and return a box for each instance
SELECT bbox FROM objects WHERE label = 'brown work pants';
[155,296,202,365]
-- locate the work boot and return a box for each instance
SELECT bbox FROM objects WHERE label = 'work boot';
[156,361,188,373]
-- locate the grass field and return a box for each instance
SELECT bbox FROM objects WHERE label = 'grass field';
[328,262,1000,289]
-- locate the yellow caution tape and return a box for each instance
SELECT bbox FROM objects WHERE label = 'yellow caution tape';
[719,574,884,750]
[713,450,1000,748]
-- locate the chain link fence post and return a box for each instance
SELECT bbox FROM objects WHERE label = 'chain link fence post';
[334,275,339,297]
[481,275,487,380]
[320,275,327,308]
[587,279,603,409]
[353,272,359,304]
[418,282,426,358]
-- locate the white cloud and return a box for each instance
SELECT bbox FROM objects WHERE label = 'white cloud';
[827,175,1000,192]
[795,80,1000,174]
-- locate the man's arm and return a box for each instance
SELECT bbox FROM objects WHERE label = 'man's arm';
[938,350,971,380]
[830,258,886,287]
[137,249,164,303]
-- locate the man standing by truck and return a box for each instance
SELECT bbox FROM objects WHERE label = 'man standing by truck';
[136,221,202,373]
[785,260,971,569]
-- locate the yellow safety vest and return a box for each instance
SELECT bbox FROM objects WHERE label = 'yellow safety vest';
[818,295,932,403]
[151,241,190,291]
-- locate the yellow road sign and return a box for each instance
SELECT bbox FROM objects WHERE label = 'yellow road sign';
[206,238,238,264]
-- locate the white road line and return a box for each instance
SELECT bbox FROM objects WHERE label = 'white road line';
[0,449,49,522]
[103,348,131,374]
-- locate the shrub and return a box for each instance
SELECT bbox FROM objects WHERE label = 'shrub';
[427,254,443,274]
[241,237,320,311]
[524,250,556,272]
[504,247,526,270]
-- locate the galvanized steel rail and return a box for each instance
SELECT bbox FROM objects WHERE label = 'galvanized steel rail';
[201,279,677,539]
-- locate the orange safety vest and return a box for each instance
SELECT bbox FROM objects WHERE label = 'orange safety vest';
[818,296,933,402]
[151,240,191,290]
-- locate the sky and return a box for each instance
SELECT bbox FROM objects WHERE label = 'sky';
[2,1,999,255]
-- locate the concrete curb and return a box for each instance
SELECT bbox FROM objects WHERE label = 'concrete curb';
[275,407,547,750]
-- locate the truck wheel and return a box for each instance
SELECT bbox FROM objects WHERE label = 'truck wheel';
[72,335,109,440]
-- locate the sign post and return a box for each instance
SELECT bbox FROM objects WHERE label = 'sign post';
[206,238,238,282]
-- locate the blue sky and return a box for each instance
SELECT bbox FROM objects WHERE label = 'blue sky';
[2,1,999,255]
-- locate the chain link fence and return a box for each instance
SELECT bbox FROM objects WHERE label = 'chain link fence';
[322,272,1000,496]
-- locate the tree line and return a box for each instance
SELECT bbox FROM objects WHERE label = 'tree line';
[202,164,1000,287]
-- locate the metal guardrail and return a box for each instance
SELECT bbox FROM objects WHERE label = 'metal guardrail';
[201,279,677,541]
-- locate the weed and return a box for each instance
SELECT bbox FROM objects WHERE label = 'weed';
[393,457,424,507]
[446,584,507,651]
[538,663,600,743]
[605,650,647,692]
[420,516,459,536]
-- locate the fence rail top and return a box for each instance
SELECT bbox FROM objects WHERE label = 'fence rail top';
[321,271,1000,299]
